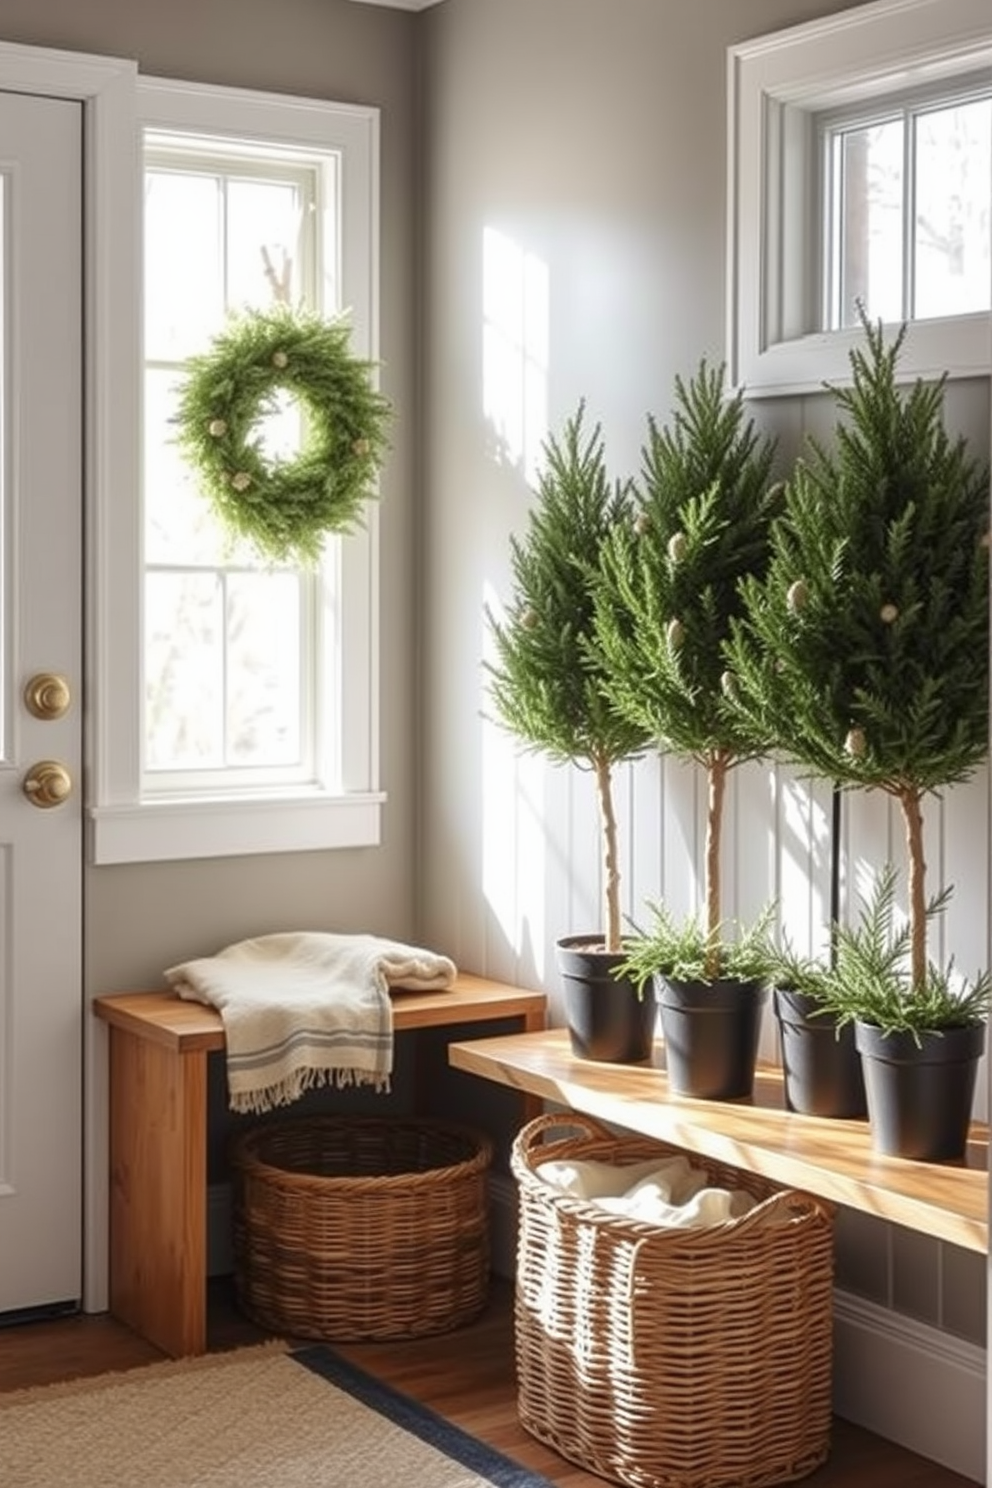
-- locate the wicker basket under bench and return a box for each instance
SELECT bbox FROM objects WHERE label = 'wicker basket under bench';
[232,1114,493,1341]
[511,1113,835,1488]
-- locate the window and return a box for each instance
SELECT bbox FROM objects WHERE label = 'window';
[728,0,992,396]
[822,83,991,331]
[90,78,383,864]
[143,138,319,792]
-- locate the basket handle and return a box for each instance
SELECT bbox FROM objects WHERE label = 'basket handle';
[627,1185,825,1268]
[625,1186,832,1359]
[512,1111,616,1166]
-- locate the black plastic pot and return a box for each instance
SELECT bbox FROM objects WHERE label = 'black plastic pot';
[655,976,768,1100]
[854,1019,985,1162]
[774,988,867,1119]
[556,936,656,1064]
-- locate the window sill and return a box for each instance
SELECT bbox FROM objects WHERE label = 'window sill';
[736,313,991,400]
[87,790,385,865]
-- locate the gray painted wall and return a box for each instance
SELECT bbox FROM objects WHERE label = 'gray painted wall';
[0,0,421,986]
[417,0,990,1357]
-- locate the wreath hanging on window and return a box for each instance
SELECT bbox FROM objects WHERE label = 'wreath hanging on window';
[174,306,392,565]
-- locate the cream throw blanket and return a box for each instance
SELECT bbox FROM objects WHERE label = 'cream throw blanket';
[164,932,458,1114]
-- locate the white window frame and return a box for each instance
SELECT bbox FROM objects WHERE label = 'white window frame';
[89,77,384,864]
[727,0,992,397]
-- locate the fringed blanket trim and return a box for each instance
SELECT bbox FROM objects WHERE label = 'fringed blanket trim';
[228,1064,391,1115]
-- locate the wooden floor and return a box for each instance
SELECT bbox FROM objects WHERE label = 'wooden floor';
[0,1278,979,1487]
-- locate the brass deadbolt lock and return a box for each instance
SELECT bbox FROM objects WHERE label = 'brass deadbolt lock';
[23,760,73,808]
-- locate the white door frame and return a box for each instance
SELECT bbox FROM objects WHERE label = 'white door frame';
[0,40,138,1315]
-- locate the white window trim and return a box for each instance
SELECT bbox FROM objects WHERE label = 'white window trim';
[727,0,992,397]
[89,76,384,864]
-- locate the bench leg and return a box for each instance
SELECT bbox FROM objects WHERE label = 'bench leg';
[107,1028,207,1357]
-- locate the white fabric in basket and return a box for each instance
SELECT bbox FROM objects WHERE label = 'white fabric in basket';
[535,1154,694,1200]
[535,1154,758,1229]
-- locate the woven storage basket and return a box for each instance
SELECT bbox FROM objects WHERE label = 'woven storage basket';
[511,1113,834,1488]
[231,1114,493,1341]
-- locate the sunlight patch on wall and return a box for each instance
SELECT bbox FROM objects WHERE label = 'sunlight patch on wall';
[778,771,832,959]
[482,227,549,484]
[481,582,547,978]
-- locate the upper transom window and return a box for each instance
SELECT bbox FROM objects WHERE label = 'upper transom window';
[821,80,991,332]
[728,0,992,396]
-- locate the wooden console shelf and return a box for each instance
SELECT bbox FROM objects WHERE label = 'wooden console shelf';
[94,974,546,1358]
[448,1027,989,1255]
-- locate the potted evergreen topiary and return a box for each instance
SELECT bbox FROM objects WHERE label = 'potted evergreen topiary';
[725,313,991,1158]
[818,865,989,1156]
[762,935,867,1120]
[594,361,782,1099]
[486,405,655,1063]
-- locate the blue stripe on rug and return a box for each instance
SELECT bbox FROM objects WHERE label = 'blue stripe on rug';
[290,1344,555,1488]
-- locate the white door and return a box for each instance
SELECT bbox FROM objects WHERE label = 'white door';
[0,90,83,1315]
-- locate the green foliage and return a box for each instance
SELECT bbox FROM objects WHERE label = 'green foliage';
[618,901,776,990]
[485,405,653,952]
[175,306,392,565]
[594,360,780,762]
[485,405,651,772]
[764,938,835,1004]
[726,313,990,794]
[813,865,991,1038]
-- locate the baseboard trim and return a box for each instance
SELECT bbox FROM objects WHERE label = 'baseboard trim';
[208,1183,234,1277]
[833,1287,986,1483]
[489,1171,518,1279]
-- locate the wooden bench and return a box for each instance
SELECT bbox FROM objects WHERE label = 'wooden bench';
[93,975,546,1358]
[448,1026,989,1254]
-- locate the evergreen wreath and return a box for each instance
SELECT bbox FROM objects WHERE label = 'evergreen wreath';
[175,305,392,564]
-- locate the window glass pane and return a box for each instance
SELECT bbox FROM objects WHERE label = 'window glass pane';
[142,140,325,795]
[913,98,992,320]
[144,368,265,568]
[145,171,224,361]
[227,572,303,765]
[834,119,904,328]
[145,368,228,567]
[253,385,305,465]
[145,571,224,770]
[227,178,304,311]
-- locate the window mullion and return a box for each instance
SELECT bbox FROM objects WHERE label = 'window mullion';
[220,566,229,770]
[903,103,916,320]
[825,128,840,330]
[219,173,230,312]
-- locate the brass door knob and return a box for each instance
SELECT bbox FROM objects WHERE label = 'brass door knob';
[24,672,71,720]
[23,760,72,808]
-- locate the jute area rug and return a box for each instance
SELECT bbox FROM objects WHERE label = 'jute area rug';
[0,1340,553,1488]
